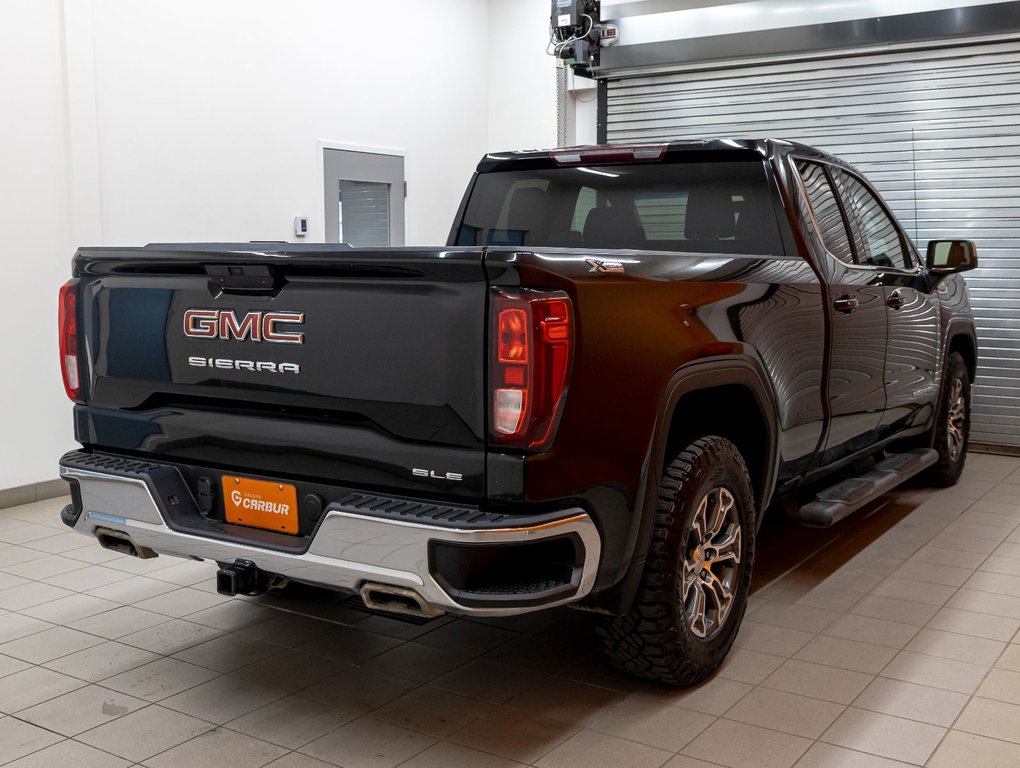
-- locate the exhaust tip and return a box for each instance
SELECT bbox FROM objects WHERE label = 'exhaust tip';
[361,583,444,619]
[94,527,157,559]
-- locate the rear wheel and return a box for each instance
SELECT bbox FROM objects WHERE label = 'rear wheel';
[925,351,970,487]
[598,435,755,686]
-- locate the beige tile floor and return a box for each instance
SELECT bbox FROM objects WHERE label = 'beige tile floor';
[1,452,1019,767]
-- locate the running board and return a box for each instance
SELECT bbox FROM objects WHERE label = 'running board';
[797,448,938,528]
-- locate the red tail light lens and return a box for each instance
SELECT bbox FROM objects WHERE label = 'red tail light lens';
[59,279,81,402]
[490,289,573,450]
[497,308,529,363]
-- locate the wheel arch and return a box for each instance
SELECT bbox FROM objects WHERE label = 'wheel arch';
[588,356,781,616]
[946,323,978,384]
[654,359,780,514]
[661,384,774,513]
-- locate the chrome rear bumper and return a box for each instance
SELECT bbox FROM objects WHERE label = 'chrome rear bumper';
[59,453,601,617]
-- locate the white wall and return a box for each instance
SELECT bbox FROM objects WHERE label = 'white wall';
[0,0,76,489]
[569,72,599,146]
[85,0,493,246]
[0,0,558,491]
[487,0,559,152]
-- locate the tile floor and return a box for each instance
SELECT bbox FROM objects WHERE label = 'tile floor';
[1,452,1020,767]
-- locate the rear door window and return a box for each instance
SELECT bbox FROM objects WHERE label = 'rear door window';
[795,160,855,265]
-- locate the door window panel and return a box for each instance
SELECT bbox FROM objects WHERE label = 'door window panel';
[795,161,855,265]
[337,181,391,247]
[833,171,910,270]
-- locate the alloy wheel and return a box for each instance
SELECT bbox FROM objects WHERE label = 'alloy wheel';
[947,378,966,463]
[680,486,742,639]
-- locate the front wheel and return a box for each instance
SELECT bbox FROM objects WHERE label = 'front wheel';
[598,435,755,686]
[925,351,971,487]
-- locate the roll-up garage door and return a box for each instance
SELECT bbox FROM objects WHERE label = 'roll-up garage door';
[607,40,1020,447]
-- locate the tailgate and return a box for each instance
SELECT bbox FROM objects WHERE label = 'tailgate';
[74,245,488,498]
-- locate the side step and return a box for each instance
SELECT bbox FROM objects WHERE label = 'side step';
[797,448,938,528]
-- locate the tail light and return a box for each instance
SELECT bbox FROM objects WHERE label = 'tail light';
[490,289,573,450]
[551,144,667,165]
[59,279,81,402]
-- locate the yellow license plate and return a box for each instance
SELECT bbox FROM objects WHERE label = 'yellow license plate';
[222,475,299,534]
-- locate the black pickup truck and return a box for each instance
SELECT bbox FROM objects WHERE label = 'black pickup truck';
[58,139,978,685]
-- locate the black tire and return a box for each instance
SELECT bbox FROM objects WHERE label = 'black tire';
[925,351,971,487]
[598,435,755,686]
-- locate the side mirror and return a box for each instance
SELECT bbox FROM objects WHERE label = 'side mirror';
[926,240,977,273]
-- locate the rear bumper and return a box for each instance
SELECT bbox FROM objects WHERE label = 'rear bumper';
[59,451,601,617]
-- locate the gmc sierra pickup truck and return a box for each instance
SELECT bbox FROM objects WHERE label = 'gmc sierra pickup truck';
[58,139,978,685]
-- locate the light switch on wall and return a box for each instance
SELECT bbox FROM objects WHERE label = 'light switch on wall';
[294,216,309,237]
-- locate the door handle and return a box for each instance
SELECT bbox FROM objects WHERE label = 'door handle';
[833,294,859,314]
[887,290,905,310]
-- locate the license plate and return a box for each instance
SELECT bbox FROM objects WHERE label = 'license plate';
[222,475,299,534]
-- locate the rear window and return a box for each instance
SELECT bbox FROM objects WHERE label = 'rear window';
[453,158,785,255]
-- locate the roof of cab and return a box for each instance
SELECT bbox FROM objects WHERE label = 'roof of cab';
[476,138,850,173]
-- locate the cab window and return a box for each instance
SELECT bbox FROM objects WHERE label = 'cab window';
[795,160,855,265]
[832,170,912,270]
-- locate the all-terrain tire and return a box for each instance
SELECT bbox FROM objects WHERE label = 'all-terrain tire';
[598,435,755,686]
[925,351,971,487]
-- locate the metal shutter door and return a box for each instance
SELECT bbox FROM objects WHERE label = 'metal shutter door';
[608,41,1020,447]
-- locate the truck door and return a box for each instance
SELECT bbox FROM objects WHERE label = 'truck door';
[830,168,941,438]
[794,160,888,466]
